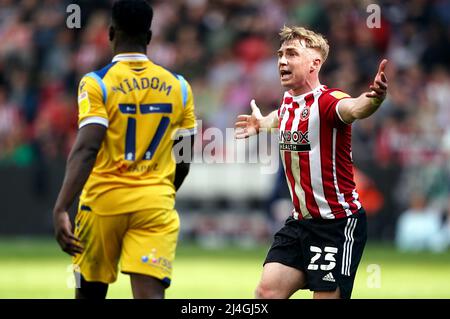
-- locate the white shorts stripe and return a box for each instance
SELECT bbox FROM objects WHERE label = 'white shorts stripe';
[342,218,357,276]
[342,218,351,275]
[346,219,357,275]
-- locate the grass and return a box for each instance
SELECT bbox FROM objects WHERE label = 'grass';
[0,237,449,299]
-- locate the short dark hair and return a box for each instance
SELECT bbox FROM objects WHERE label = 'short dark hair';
[112,0,153,36]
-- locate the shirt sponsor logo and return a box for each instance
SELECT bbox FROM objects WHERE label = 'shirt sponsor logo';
[78,91,91,115]
[279,129,311,152]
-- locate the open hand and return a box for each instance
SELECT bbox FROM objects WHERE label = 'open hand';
[366,59,388,105]
[235,99,263,139]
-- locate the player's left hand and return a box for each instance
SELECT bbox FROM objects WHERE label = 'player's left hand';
[366,59,388,105]
[53,211,83,256]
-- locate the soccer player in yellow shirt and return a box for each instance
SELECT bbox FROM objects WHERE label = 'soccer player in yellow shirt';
[53,0,196,299]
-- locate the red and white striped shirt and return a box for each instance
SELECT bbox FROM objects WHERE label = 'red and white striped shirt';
[278,85,362,220]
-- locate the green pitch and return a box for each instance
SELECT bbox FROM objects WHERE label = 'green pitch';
[0,237,449,298]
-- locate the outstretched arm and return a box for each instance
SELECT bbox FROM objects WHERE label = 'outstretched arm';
[235,99,278,139]
[338,59,388,124]
[53,124,106,256]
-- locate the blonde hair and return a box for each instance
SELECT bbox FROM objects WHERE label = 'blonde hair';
[279,26,329,62]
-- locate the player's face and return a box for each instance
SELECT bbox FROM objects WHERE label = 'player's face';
[277,39,313,90]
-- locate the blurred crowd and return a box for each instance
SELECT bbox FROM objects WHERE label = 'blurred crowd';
[0,0,449,242]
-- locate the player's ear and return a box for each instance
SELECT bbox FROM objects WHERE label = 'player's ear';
[109,25,115,42]
[311,58,321,72]
[146,30,152,45]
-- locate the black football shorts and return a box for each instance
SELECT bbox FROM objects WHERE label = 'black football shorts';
[264,208,367,299]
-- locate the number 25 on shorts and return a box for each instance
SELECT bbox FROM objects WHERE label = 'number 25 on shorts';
[307,246,338,271]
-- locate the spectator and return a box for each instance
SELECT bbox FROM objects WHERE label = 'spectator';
[396,192,448,252]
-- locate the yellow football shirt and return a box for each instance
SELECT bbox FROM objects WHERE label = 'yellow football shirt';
[77,53,196,215]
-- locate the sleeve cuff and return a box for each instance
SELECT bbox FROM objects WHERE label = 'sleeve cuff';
[335,98,352,125]
[79,116,109,129]
[173,127,197,139]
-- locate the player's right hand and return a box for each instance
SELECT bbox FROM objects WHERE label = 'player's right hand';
[234,99,263,139]
[53,211,83,256]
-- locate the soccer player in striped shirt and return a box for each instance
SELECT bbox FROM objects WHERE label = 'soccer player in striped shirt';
[235,26,388,299]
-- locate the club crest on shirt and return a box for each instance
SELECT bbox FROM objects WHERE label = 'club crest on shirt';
[300,106,310,121]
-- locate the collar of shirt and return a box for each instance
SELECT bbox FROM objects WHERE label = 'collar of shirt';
[289,84,325,100]
[112,53,149,62]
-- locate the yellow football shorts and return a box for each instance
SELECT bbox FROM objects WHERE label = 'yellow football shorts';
[72,207,180,287]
